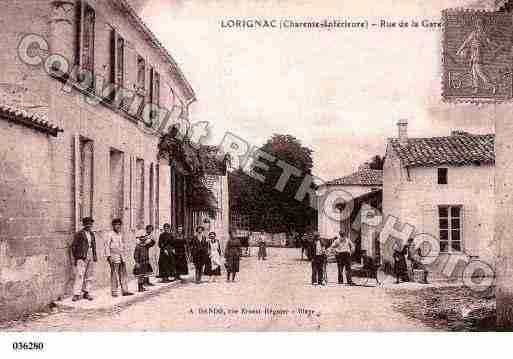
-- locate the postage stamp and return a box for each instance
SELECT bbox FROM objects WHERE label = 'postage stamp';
[442,9,513,103]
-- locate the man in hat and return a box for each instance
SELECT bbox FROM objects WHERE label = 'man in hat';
[105,218,134,297]
[328,229,355,285]
[310,232,326,286]
[71,217,97,301]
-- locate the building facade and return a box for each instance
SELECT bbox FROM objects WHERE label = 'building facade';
[317,164,382,240]
[0,0,196,320]
[382,120,495,275]
[192,146,231,248]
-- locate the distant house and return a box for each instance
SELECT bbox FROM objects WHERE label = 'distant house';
[382,120,495,271]
[317,164,382,259]
[191,145,231,247]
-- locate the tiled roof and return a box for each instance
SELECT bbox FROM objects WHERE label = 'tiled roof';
[326,168,383,186]
[388,132,495,168]
[0,102,62,137]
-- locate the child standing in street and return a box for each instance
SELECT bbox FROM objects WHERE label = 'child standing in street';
[134,225,156,292]
[257,234,267,260]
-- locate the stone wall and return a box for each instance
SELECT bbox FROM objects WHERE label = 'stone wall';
[317,184,377,239]
[382,148,495,274]
[0,0,193,321]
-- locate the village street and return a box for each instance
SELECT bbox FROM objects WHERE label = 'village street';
[4,248,432,331]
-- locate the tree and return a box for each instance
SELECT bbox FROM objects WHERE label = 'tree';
[229,134,316,234]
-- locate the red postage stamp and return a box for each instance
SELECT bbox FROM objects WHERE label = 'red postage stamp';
[442,9,513,103]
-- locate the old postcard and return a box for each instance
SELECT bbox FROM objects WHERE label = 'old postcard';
[2,0,513,348]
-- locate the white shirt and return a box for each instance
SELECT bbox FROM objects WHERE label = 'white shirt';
[329,236,354,254]
[104,230,126,263]
[84,231,92,259]
[316,240,322,255]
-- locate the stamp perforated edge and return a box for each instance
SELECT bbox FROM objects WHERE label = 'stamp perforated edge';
[441,8,513,104]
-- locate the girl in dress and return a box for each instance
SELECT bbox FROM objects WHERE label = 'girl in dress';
[134,225,156,292]
[205,232,223,282]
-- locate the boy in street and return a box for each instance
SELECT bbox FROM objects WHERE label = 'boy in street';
[134,225,156,292]
[71,217,97,301]
[105,218,134,297]
[310,232,326,286]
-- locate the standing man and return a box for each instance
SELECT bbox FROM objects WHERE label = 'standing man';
[191,226,209,284]
[105,218,134,297]
[71,217,97,302]
[172,225,189,280]
[329,230,355,285]
[310,232,325,286]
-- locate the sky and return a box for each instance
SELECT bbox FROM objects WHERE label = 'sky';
[130,0,498,181]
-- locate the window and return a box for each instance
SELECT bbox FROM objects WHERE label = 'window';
[137,55,146,91]
[110,149,124,220]
[79,138,94,220]
[135,159,145,229]
[110,30,125,88]
[148,67,160,123]
[438,205,462,252]
[149,163,155,227]
[437,168,448,185]
[77,1,95,74]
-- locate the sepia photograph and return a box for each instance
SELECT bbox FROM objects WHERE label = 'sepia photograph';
[1,0,513,355]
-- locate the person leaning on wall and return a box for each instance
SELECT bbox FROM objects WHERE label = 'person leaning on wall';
[71,217,97,302]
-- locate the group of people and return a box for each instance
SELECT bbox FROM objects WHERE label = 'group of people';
[308,230,355,286]
[158,225,243,284]
[303,229,429,287]
[392,237,429,284]
[70,217,244,302]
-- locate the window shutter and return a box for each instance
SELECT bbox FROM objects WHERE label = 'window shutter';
[422,204,438,239]
[124,41,137,111]
[462,205,471,255]
[82,4,95,73]
[75,0,83,67]
[154,71,160,108]
[109,29,116,86]
[73,134,81,232]
[129,156,135,230]
[112,32,124,88]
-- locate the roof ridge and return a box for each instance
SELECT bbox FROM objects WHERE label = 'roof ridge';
[389,132,495,168]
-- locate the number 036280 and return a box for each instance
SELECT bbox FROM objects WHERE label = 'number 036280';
[12,342,44,350]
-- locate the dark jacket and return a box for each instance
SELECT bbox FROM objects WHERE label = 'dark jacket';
[71,229,98,264]
[225,238,241,260]
[191,235,210,266]
[309,238,326,258]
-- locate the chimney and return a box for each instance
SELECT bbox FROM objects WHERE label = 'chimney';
[358,162,370,171]
[397,119,408,146]
[451,130,471,137]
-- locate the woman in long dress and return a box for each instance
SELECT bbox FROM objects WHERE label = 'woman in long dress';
[205,232,222,282]
[157,223,175,283]
[392,239,408,284]
[225,232,241,282]
[172,225,189,280]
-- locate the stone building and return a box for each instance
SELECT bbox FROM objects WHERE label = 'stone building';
[191,146,231,248]
[382,120,495,274]
[316,163,382,262]
[0,0,199,320]
[317,164,382,240]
